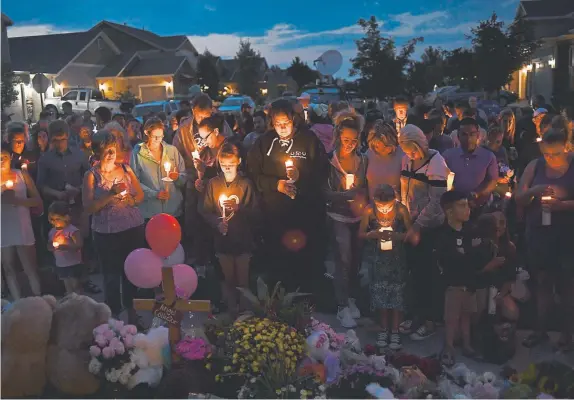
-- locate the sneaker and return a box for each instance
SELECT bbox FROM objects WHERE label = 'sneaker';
[399,319,413,334]
[410,325,436,341]
[337,306,357,328]
[389,332,402,350]
[376,330,389,348]
[348,298,361,319]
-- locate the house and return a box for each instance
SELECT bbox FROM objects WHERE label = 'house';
[510,0,574,103]
[1,13,12,69]
[216,57,269,96]
[7,20,200,120]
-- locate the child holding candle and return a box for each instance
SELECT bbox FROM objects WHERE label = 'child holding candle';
[199,142,258,315]
[48,201,84,294]
[359,184,411,349]
[324,110,368,328]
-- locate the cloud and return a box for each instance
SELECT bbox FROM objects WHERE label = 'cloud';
[204,4,216,11]
[7,23,75,37]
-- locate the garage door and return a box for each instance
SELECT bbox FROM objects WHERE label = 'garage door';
[140,86,168,103]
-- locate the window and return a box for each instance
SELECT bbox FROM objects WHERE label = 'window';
[79,92,87,101]
[62,91,78,101]
[91,90,104,101]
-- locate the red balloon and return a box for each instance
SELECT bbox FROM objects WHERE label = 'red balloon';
[146,213,182,257]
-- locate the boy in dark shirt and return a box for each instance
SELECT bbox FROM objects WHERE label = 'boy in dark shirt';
[436,191,505,365]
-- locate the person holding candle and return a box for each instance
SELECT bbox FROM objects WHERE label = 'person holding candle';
[130,117,185,221]
[399,124,450,341]
[47,201,84,294]
[323,110,368,328]
[199,142,258,314]
[360,184,411,349]
[83,131,146,326]
[516,129,574,350]
[0,143,43,300]
[247,98,328,293]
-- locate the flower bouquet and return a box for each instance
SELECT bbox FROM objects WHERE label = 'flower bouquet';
[307,318,345,351]
[88,319,139,396]
[327,363,394,399]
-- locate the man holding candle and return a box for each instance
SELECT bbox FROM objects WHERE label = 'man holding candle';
[247,99,328,292]
[516,129,574,350]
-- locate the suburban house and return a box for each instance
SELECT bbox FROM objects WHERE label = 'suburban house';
[1,13,12,70]
[7,19,199,120]
[510,0,574,103]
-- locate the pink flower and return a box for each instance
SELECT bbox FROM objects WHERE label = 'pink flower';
[89,345,102,357]
[175,337,211,360]
[93,323,110,335]
[109,337,121,348]
[102,346,115,359]
[103,329,115,340]
[125,324,137,335]
[123,334,134,348]
[95,334,108,348]
[112,342,125,355]
[111,319,124,331]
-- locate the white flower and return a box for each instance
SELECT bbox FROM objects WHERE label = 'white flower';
[250,378,256,383]
[318,385,326,392]
[88,358,102,375]
[106,368,119,383]
[119,373,130,386]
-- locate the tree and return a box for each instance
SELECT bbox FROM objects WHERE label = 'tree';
[287,57,318,90]
[406,46,446,95]
[470,12,539,93]
[350,16,422,99]
[235,39,262,99]
[197,50,220,100]
[443,48,479,89]
[1,69,19,111]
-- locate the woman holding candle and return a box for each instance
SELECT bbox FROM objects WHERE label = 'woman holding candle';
[247,98,328,293]
[130,117,185,221]
[323,110,368,328]
[0,143,43,299]
[360,184,411,349]
[199,142,258,314]
[516,129,574,350]
[399,124,450,340]
[83,132,146,325]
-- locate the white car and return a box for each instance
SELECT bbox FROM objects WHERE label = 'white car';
[44,88,122,115]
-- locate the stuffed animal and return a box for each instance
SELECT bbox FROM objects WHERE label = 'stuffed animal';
[1,295,57,397]
[46,293,111,395]
[128,326,170,389]
[305,330,341,383]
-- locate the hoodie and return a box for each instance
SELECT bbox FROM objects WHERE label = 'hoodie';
[199,174,259,255]
[247,125,328,222]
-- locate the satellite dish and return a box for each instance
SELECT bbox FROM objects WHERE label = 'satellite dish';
[314,50,343,77]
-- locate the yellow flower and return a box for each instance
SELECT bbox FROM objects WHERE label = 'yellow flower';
[224,366,232,372]
[205,363,212,370]
[290,332,296,338]
[253,366,259,373]
[276,389,282,395]
[240,368,245,373]
[215,375,221,382]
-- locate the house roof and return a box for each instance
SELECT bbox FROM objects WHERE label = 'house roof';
[1,13,13,26]
[217,57,268,82]
[519,0,574,18]
[123,54,187,77]
[96,51,137,77]
[8,31,98,74]
[93,21,189,50]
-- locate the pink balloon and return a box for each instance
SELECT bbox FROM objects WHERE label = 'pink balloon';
[170,264,198,299]
[124,248,163,289]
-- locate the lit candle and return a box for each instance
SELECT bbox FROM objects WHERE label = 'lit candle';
[541,196,552,226]
[447,172,455,191]
[379,226,393,251]
[53,241,60,249]
[164,161,172,174]
[505,191,512,199]
[345,174,355,190]
[120,190,127,197]
[536,137,542,143]
[285,159,294,169]
[21,163,28,171]
[5,180,14,189]
[192,150,200,160]
[219,194,228,219]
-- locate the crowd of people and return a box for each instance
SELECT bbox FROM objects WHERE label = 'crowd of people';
[1,91,573,366]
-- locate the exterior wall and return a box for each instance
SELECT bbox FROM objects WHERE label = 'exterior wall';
[176,41,199,69]
[530,63,553,101]
[97,75,173,102]
[57,64,105,88]
[74,35,117,64]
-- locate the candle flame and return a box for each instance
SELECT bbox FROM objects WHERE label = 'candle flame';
[164,161,171,172]
[536,137,542,143]
[120,190,127,196]
[219,194,228,204]
[5,180,14,189]
[53,241,60,248]
[541,196,552,201]
[192,151,200,160]
[285,159,294,168]
[505,191,512,198]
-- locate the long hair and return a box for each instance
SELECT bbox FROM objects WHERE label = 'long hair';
[332,109,364,154]
[499,108,516,144]
[367,119,398,150]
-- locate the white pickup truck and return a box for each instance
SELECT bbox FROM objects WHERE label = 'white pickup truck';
[44,88,124,116]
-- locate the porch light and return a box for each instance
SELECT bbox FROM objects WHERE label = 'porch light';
[526,64,533,72]
[548,58,556,68]
[165,81,174,90]
[99,83,107,92]
[261,88,268,96]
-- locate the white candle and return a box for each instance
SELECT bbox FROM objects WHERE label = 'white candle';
[345,174,355,190]
[447,172,455,191]
[285,159,294,169]
[21,163,28,170]
[488,286,498,315]
[536,137,542,143]
[192,150,200,160]
[379,226,393,251]
[5,180,14,189]
[164,161,172,174]
[541,196,552,226]
[219,194,228,219]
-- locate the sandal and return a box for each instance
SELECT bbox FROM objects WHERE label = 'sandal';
[522,332,549,348]
[440,350,455,367]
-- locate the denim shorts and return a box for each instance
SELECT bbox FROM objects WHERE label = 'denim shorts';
[56,264,84,279]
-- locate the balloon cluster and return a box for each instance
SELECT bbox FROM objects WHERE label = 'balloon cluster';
[123,214,198,299]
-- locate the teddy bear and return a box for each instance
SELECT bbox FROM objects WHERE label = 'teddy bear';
[1,295,57,397]
[127,326,170,389]
[46,293,111,396]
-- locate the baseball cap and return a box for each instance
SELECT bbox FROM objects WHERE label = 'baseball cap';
[311,103,328,118]
[298,92,311,100]
[533,108,548,118]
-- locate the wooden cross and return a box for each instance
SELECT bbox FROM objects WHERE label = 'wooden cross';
[133,267,211,362]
